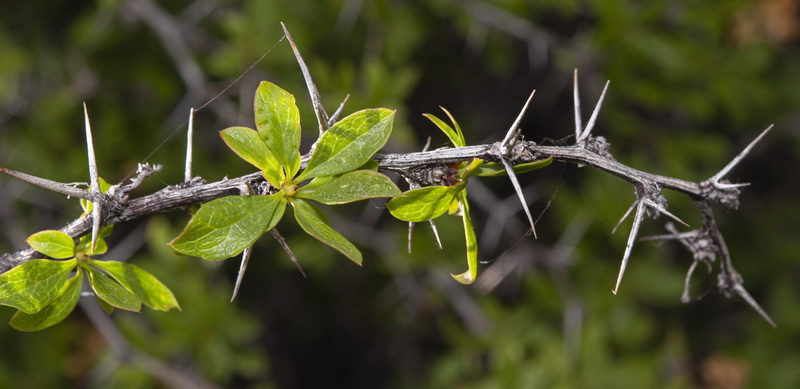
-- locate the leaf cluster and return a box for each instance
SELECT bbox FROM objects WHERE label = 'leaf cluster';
[170,81,400,266]
[0,230,178,331]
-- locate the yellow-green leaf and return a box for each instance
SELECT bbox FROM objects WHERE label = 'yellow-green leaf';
[26,230,75,259]
[254,81,302,178]
[386,183,466,222]
[88,260,180,311]
[9,268,83,332]
[292,199,362,265]
[170,194,286,260]
[85,266,141,312]
[220,126,283,186]
[297,109,394,181]
[0,259,77,314]
[451,192,479,285]
[297,170,401,205]
[424,107,465,147]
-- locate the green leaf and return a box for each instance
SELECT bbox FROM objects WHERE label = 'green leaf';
[451,192,479,285]
[297,170,401,205]
[424,107,465,147]
[0,259,77,314]
[88,260,180,311]
[292,199,362,265]
[220,126,283,186]
[475,156,553,177]
[26,230,75,259]
[387,183,466,222]
[170,194,286,260]
[9,268,83,332]
[85,265,141,312]
[297,109,395,181]
[254,81,302,178]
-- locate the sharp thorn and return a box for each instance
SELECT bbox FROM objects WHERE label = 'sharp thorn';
[732,283,777,328]
[501,89,536,152]
[579,80,610,141]
[84,103,102,251]
[714,182,751,189]
[429,219,444,249]
[501,157,537,238]
[612,200,638,235]
[613,199,647,294]
[185,107,195,183]
[573,69,582,139]
[281,22,329,135]
[645,199,689,227]
[84,103,100,192]
[231,246,252,301]
[327,94,350,127]
[271,228,306,278]
[712,124,773,182]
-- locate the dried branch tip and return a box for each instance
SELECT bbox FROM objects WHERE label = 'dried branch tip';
[0,168,94,200]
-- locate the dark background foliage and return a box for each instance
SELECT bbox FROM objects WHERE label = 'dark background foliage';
[1,0,799,387]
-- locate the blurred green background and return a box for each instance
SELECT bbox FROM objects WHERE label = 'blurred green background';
[1,0,799,387]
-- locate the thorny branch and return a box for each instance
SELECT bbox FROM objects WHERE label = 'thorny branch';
[0,37,777,327]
